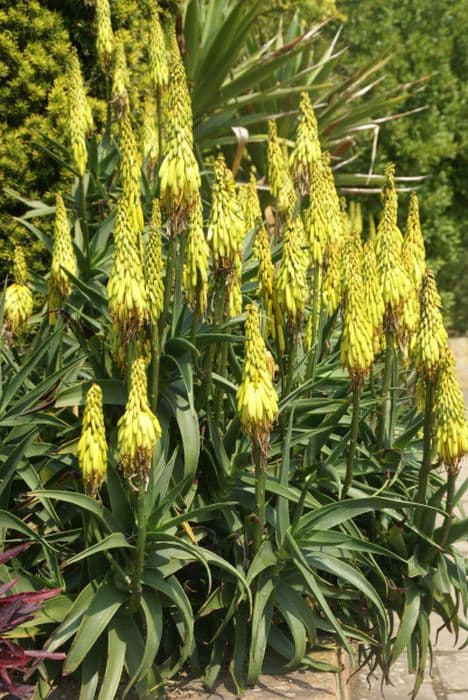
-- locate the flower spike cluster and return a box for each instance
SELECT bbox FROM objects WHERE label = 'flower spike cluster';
[375,164,410,320]
[361,238,385,349]
[399,193,426,351]
[207,155,244,273]
[159,24,200,214]
[78,384,108,496]
[304,160,328,266]
[414,269,447,381]
[112,33,130,116]
[2,247,33,343]
[267,120,296,215]
[118,357,161,483]
[183,192,210,314]
[95,0,114,71]
[148,5,169,92]
[276,212,308,325]
[119,114,144,237]
[289,91,321,193]
[107,197,147,342]
[237,304,279,443]
[68,51,93,175]
[142,96,159,177]
[49,193,76,319]
[434,349,468,471]
[145,200,165,324]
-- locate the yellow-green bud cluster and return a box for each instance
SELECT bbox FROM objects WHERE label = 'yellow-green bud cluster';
[159,24,200,213]
[267,120,297,215]
[321,153,342,243]
[253,222,275,335]
[304,160,328,266]
[399,193,426,350]
[340,237,374,383]
[414,270,447,381]
[78,384,108,496]
[68,51,93,176]
[361,238,385,348]
[183,192,210,314]
[238,171,263,235]
[49,193,76,313]
[145,200,165,323]
[375,164,410,317]
[142,96,159,176]
[289,91,321,193]
[207,156,244,269]
[237,304,279,439]
[2,247,33,340]
[95,0,114,70]
[118,357,161,482]
[112,33,130,116]
[322,239,343,316]
[434,348,468,470]
[276,213,308,323]
[119,114,144,236]
[148,5,169,91]
[107,197,148,341]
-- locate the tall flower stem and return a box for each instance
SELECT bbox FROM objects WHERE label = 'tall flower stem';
[252,441,267,556]
[377,326,394,450]
[343,382,361,498]
[128,483,147,613]
[414,378,435,529]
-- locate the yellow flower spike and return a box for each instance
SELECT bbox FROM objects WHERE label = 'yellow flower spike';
[112,33,130,116]
[340,229,362,294]
[68,51,93,176]
[49,193,76,315]
[237,304,279,443]
[375,164,410,319]
[119,114,144,237]
[145,200,165,324]
[276,212,308,325]
[253,222,275,336]
[322,238,343,316]
[148,4,169,92]
[304,160,328,266]
[2,247,33,342]
[118,357,161,484]
[107,197,148,342]
[95,0,114,71]
[164,24,193,137]
[414,269,448,381]
[321,152,343,244]
[362,238,385,349]
[267,120,297,216]
[239,171,263,234]
[183,192,210,314]
[78,384,108,496]
[349,201,363,236]
[434,348,468,471]
[207,155,244,269]
[403,192,426,291]
[159,125,200,213]
[142,96,159,177]
[340,239,374,384]
[289,91,321,194]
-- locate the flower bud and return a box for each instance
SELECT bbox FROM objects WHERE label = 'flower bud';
[289,92,321,194]
[267,120,297,215]
[435,348,468,471]
[183,192,210,314]
[148,5,169,91]
[78,384,108,496]
[95,0,114,71]
[414,270,447,381]
[276,212,308,324]
[145,200,165,323]
[49,193,76,318]
[2,247,33,343]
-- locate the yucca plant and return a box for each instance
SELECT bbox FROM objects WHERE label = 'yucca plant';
[0,3,466,699]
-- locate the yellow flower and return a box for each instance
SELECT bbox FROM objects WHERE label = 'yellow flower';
[207,155,244,268]
[2,247,33,343]
[142,96,159,177]
[267,120,297,215]
[276,213,308,323]
[238,171,263,234]
[237,304,279,439]
[414,269,447,380]
[321,152,343,244]
[78,384,108,496]
[107,197,148,341]
[322,238,343,316]
[119,114,144,236]
[49,193,76,314]
[159,125,200,212]
[118,357,161,483]
[95,0,114,70]
[361,238,385,348]
[68,51,93,175]
[304,160,328,266]
[145,200,165,323]
[183,192,210,313]
[112,33,130,116]
[403,192,426,290]
[289,91,321,193]
[253,221,275,336]
[375,164,410,318]
[435,348,468,470]
[340,238,374,384]
[148,4,169,91]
